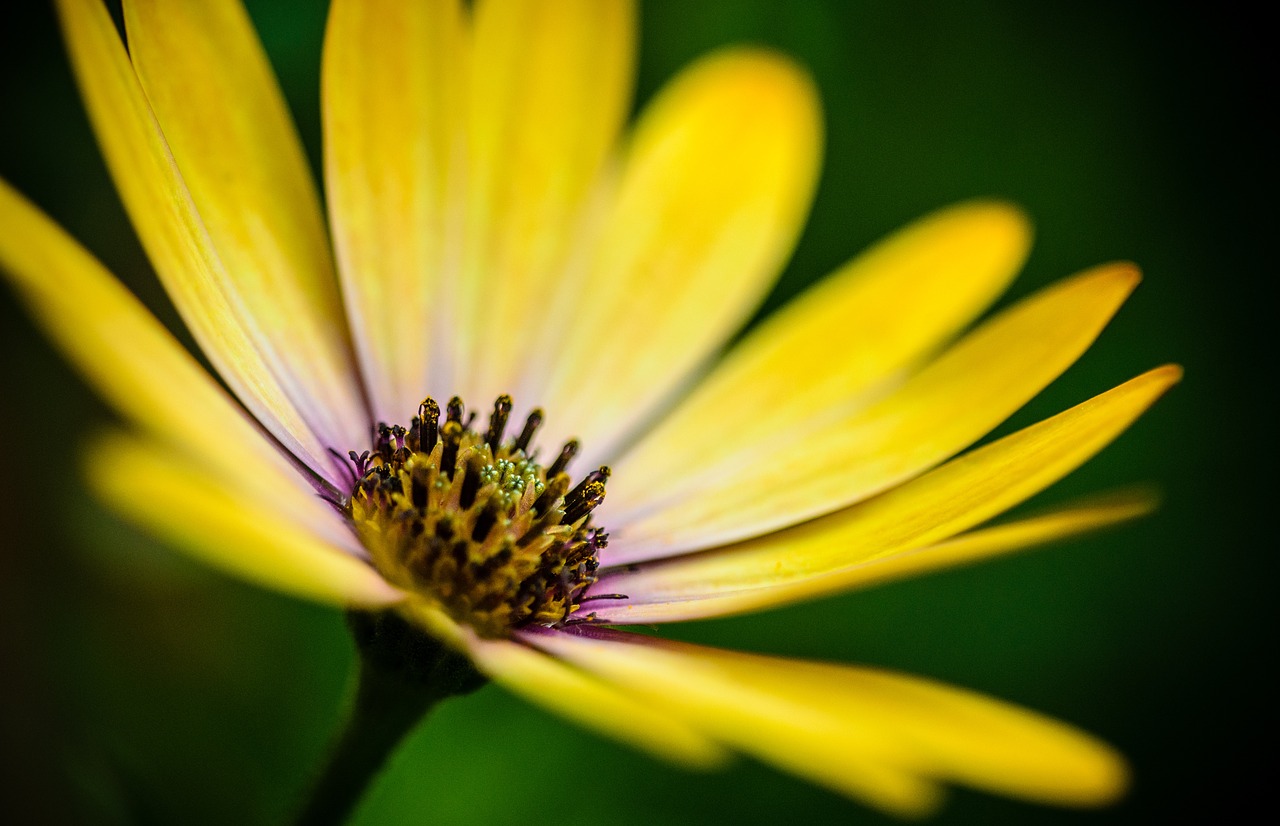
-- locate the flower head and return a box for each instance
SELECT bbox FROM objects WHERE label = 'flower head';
[0,0,1178,817]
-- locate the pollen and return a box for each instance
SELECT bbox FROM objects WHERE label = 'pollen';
[347,395,610,639]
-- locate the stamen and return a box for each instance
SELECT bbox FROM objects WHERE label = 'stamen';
[374,422,392,455]
[440,420,463,478]
[562,480,605,525]
[328,447,360,489]
[578,593,628,603]
[514,408,543,454]
[547,439,579,479]
[459,452,482,509]
[348,395,614,639]
[531,472,570,516]
[576,465,611,490]
[410,466,429,509]
[421,399,441,451]
[485,394,512,452]
[471,501,498,543]
[446,396,464,425]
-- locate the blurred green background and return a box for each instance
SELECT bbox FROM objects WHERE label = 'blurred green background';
[0,1,1270,823]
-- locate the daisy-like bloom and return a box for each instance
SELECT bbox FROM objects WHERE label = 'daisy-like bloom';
[0,0,1180,818]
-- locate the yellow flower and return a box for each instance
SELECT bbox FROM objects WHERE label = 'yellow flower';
[0,0,1178,818]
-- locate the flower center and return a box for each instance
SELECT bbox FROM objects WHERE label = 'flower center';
[347,395,609,639]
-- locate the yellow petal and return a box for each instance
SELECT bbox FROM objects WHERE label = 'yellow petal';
[530,629,1127,812]
[525,627,944,817]
[122,0,368,453]
[614,201,1031,506]
[458,632,727,770]
[87,432,402,608]
[55,0,341,479]
[529,48,823,460]
[611,263,1140,557]
[591,490,1157,623]
[723,657,1128,808]
[322,0,467,425]
[0,180,349,543]
[454,0,636,403]
[600,366,1180,602]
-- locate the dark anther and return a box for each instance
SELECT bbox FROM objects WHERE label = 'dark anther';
[471,502,498,542]
[347,394,612,637]
[374,422,394,456]
[475,545,512,577]
[446,396,464,425]
[473,591,506,612]
[547,439,579,479]
[486,394,513,453]
[562,480,605,525]
[532,473,570,516]
[579,593,628,603]
[516,508,559,546]
[565,467,609,508]
[512,512,547,545]
[410,468,428,509]
[459,453,482,510]
[419,398,441,452]
[440,420,463,478]
[514,408,543,453]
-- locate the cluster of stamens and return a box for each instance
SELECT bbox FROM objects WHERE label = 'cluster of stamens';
[347,395,610,638]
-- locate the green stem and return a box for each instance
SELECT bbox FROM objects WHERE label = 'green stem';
[294,611,485,826]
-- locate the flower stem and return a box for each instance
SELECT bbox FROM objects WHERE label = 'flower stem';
[294,610,486,826]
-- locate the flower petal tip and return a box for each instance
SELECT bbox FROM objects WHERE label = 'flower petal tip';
[1048,744,1131,809]
[1148,362,1185,388]
[953,198,1034,239]
[1084,260,1144,293]
[670,45,823,143]
[1089,485,1163,518]
[961,202,1035,279]
[696,44,820,95]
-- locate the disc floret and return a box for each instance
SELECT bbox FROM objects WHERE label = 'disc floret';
[348,395,609,638]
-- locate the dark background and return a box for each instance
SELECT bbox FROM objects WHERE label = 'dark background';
[1,1,1272,823]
